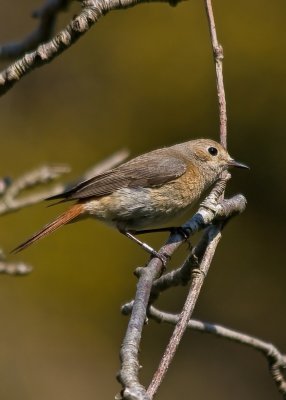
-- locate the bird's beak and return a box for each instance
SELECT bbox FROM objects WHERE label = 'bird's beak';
[228,159,250,169]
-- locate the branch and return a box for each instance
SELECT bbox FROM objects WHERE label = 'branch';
[119,3,233,397]
[204,0,227,148]
[148,307,286,397]
[0,164,71,215]
[118,257,165,400]
[147,224,221,397]
[0,0,71,59]
[0,149,128,216]
[118,176,246,399]
[121,193,247,314]
[0,0,184,96]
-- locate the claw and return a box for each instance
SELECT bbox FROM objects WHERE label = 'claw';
[152,251,168,266]
[150,250,171,268]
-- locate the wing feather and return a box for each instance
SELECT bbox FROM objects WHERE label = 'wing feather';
[48,149,187,201]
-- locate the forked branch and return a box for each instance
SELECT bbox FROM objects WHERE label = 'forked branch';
[118,175,246,399]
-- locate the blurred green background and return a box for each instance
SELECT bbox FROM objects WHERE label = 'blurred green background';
[0,1,285,399]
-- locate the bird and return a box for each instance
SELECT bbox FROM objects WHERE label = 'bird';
[12,139,248,260]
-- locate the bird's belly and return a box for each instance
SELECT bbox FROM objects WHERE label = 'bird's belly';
[85,181,202,230]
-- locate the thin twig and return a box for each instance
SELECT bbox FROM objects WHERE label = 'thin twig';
[0,149,128,216]
[0,165,71,215]
[148,307,286,397]
[204,0,227,148]
[0,0,71,59]
[0,0,185,96]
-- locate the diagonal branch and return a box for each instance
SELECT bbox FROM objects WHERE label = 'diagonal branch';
[0,0,185,96]
[147,224,222,398]
[148,307,286,397]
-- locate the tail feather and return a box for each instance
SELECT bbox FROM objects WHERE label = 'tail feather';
[12,204,84,254]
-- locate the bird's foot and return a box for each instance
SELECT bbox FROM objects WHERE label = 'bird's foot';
[150,250,171,268]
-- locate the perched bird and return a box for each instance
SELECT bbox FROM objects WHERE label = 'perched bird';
[13,139,248,259]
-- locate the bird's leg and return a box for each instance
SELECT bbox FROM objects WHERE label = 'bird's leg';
[132,227,193,252]
[132,227,190,240]
[119,229,169,266]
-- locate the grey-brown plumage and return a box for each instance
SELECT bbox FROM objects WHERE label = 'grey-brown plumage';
[13,139,248,254]
[48,151,188,200]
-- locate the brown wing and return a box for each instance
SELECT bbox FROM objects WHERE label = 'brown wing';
[48,149,187,201]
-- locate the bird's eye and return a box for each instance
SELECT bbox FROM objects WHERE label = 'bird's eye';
[208,147,218,156]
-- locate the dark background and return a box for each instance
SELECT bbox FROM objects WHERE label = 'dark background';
[0,1,285,399]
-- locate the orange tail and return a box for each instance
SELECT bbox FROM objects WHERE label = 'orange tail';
[12,204,84,254]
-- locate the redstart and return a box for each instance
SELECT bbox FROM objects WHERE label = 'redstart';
[13,139,248,260]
